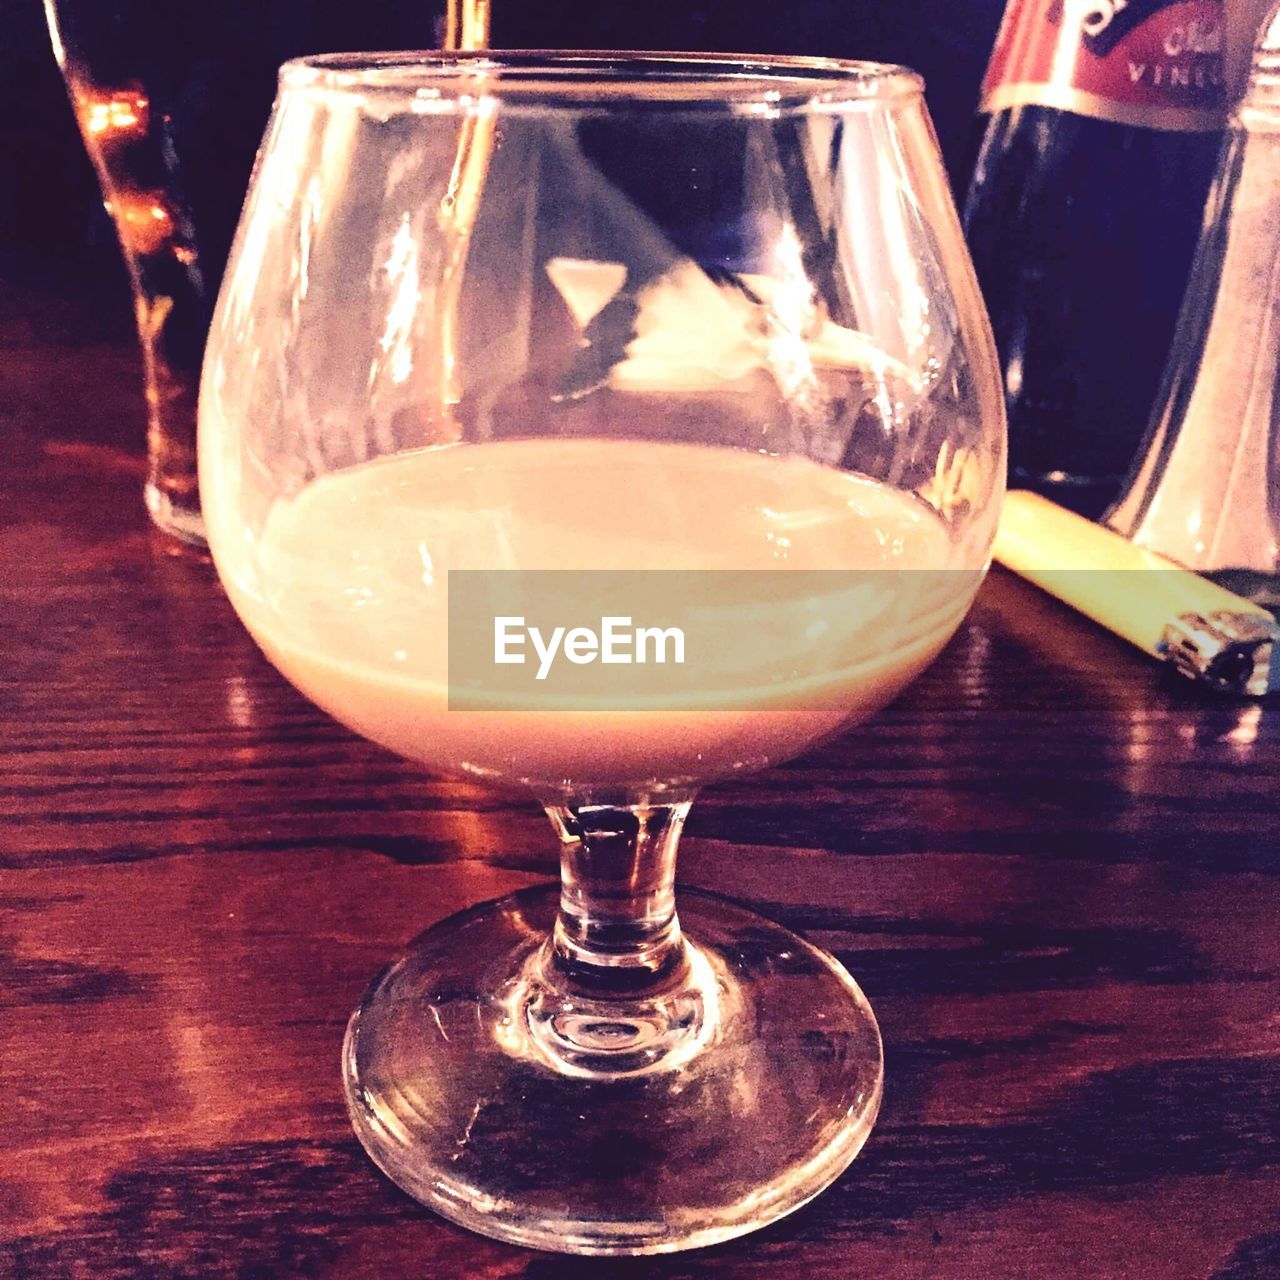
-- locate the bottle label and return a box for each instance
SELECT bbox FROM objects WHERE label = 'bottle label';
[981,0,1226,130]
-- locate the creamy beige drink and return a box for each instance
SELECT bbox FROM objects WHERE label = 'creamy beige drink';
[213,438,972,789]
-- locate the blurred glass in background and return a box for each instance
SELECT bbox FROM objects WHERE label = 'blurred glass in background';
[43,1,491,544]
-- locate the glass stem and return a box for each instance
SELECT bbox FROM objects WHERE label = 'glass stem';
[543,797,692,994]
[520,796,716,1078]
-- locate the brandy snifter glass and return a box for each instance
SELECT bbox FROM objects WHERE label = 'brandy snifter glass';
[200,52,1005,1255]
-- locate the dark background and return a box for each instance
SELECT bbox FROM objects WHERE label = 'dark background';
[1,0,1005,334]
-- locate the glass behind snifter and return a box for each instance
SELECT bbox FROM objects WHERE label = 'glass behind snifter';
[44,0,487,544]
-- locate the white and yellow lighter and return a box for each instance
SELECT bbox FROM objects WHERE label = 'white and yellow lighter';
[994,491,1280,696]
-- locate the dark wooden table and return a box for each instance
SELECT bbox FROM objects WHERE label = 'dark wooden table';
[2,276,1278,1280]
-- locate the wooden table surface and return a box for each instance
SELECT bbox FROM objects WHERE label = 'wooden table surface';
[2,275,1278,1280]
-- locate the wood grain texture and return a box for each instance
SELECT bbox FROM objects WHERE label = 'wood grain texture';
[1,276,1278,1279]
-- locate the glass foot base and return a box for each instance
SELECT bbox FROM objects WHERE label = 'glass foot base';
[145,481,206,548]
[343,886,883,1255]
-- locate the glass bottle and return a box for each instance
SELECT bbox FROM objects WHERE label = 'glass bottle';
[1107,0,1280,605]
[963,0,1227,518]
